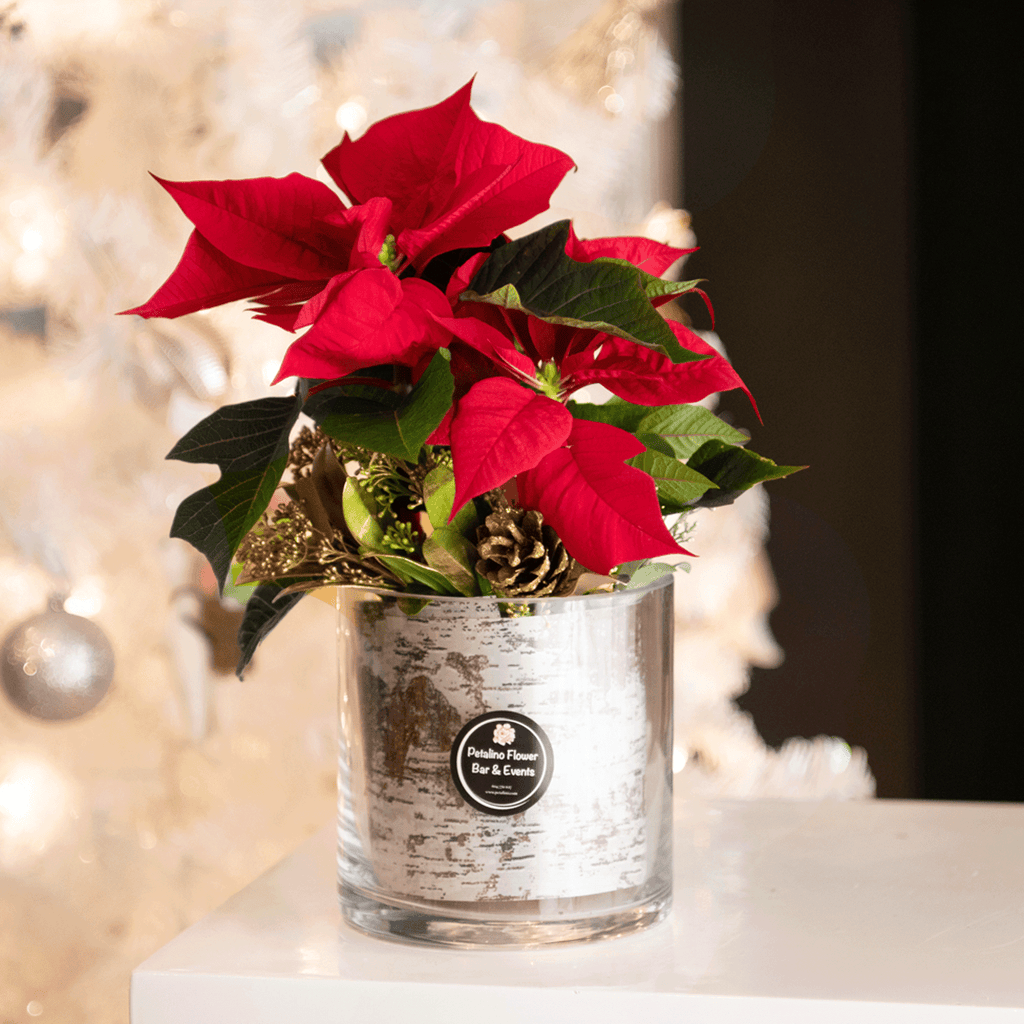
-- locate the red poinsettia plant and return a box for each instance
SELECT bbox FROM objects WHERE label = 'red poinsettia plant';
[124,81,800,675]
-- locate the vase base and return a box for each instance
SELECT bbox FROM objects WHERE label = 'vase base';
[339,883,671,948]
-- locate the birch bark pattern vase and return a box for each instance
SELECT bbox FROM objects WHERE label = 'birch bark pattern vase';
[335,575,674,947]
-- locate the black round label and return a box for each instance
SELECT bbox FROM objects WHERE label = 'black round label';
[450,711,554,816]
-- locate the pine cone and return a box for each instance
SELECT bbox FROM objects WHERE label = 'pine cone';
[475,508,576,597]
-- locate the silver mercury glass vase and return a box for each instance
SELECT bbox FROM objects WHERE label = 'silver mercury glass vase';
[335,574,674,947]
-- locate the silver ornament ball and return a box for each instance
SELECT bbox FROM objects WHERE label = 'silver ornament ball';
[1,607,115,721]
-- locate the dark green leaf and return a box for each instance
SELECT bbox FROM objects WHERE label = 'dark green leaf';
[342,478,385,550]
[300,370,395,419]
[592,258,706,307]
[566,399,650,432]
[615,559,646,580]
[423,465,480,534]
[628,450,719,507]
[167,396,300,471]
[464,221,701,364]
[620,562,678,589]
[397,596,432,616]
[313,350,454,460]
[687,440,806,493]
[635,432,676,457]
[235,582,306,678]
[167,395,301,590]
[637,405,748,459]
[422,527,478,596]
[171,469,284,592]
[373,554,461,595]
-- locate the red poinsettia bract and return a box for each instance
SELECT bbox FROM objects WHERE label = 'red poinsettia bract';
[121,81,574,381]
[424,233,759,574]
[321,80,575,271]
[450,377,684,574]
[516,419,680,575]
[449,302,771,576]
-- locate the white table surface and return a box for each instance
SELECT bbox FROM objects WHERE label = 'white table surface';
[130,795,1024,1022]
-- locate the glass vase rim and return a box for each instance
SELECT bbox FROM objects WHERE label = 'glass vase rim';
[328,572,674,609]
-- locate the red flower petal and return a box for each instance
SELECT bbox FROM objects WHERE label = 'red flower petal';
[292,269,363,331]
[322,82,473,207]
[153,173,349,281]
[322,81,574,268]
[561,331,754,410]
[321,195,394,270]
[396,163,509,263]
[396,145,573,268]
[526,317,586,364]
[251,308,305,330]
[248,281,328,330]
[433,313,536,380]
[565,223,694,276]
[442,341,513,403]
[254,281,329,307]
[119,229,291,319]
[446,251,489,303]
[666,321,758,418]
[449,378,572,515]
[272,274,452,382]
[516,419,687,574]
[426,404,454,445]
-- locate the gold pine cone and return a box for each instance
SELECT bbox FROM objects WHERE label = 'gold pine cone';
[475,508,576,597]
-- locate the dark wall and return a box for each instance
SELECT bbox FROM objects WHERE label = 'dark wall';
[678,1,1024,802]
[911,12,1022,802]
[678,0,915,796]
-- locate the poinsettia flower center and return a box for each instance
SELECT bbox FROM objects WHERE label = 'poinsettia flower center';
[535,360,563,400]
[377,233,399,269]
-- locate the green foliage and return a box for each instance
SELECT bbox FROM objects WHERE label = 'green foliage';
[635,432,676,457]
[313,351,453,461]
[636,405,748,459]
[567,398,650,432]
[422,527,478,596]
[463,221,705,365]
[341,477,386,550]
[235,581,306,677]
[166,395,302,591]
[423,463,477,533]
[627,450,718,508]
[685,440,805,509]
[618,561,678,590]
[374,553,463,595]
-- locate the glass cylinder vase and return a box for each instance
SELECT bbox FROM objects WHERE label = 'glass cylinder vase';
[335,575,674,947]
